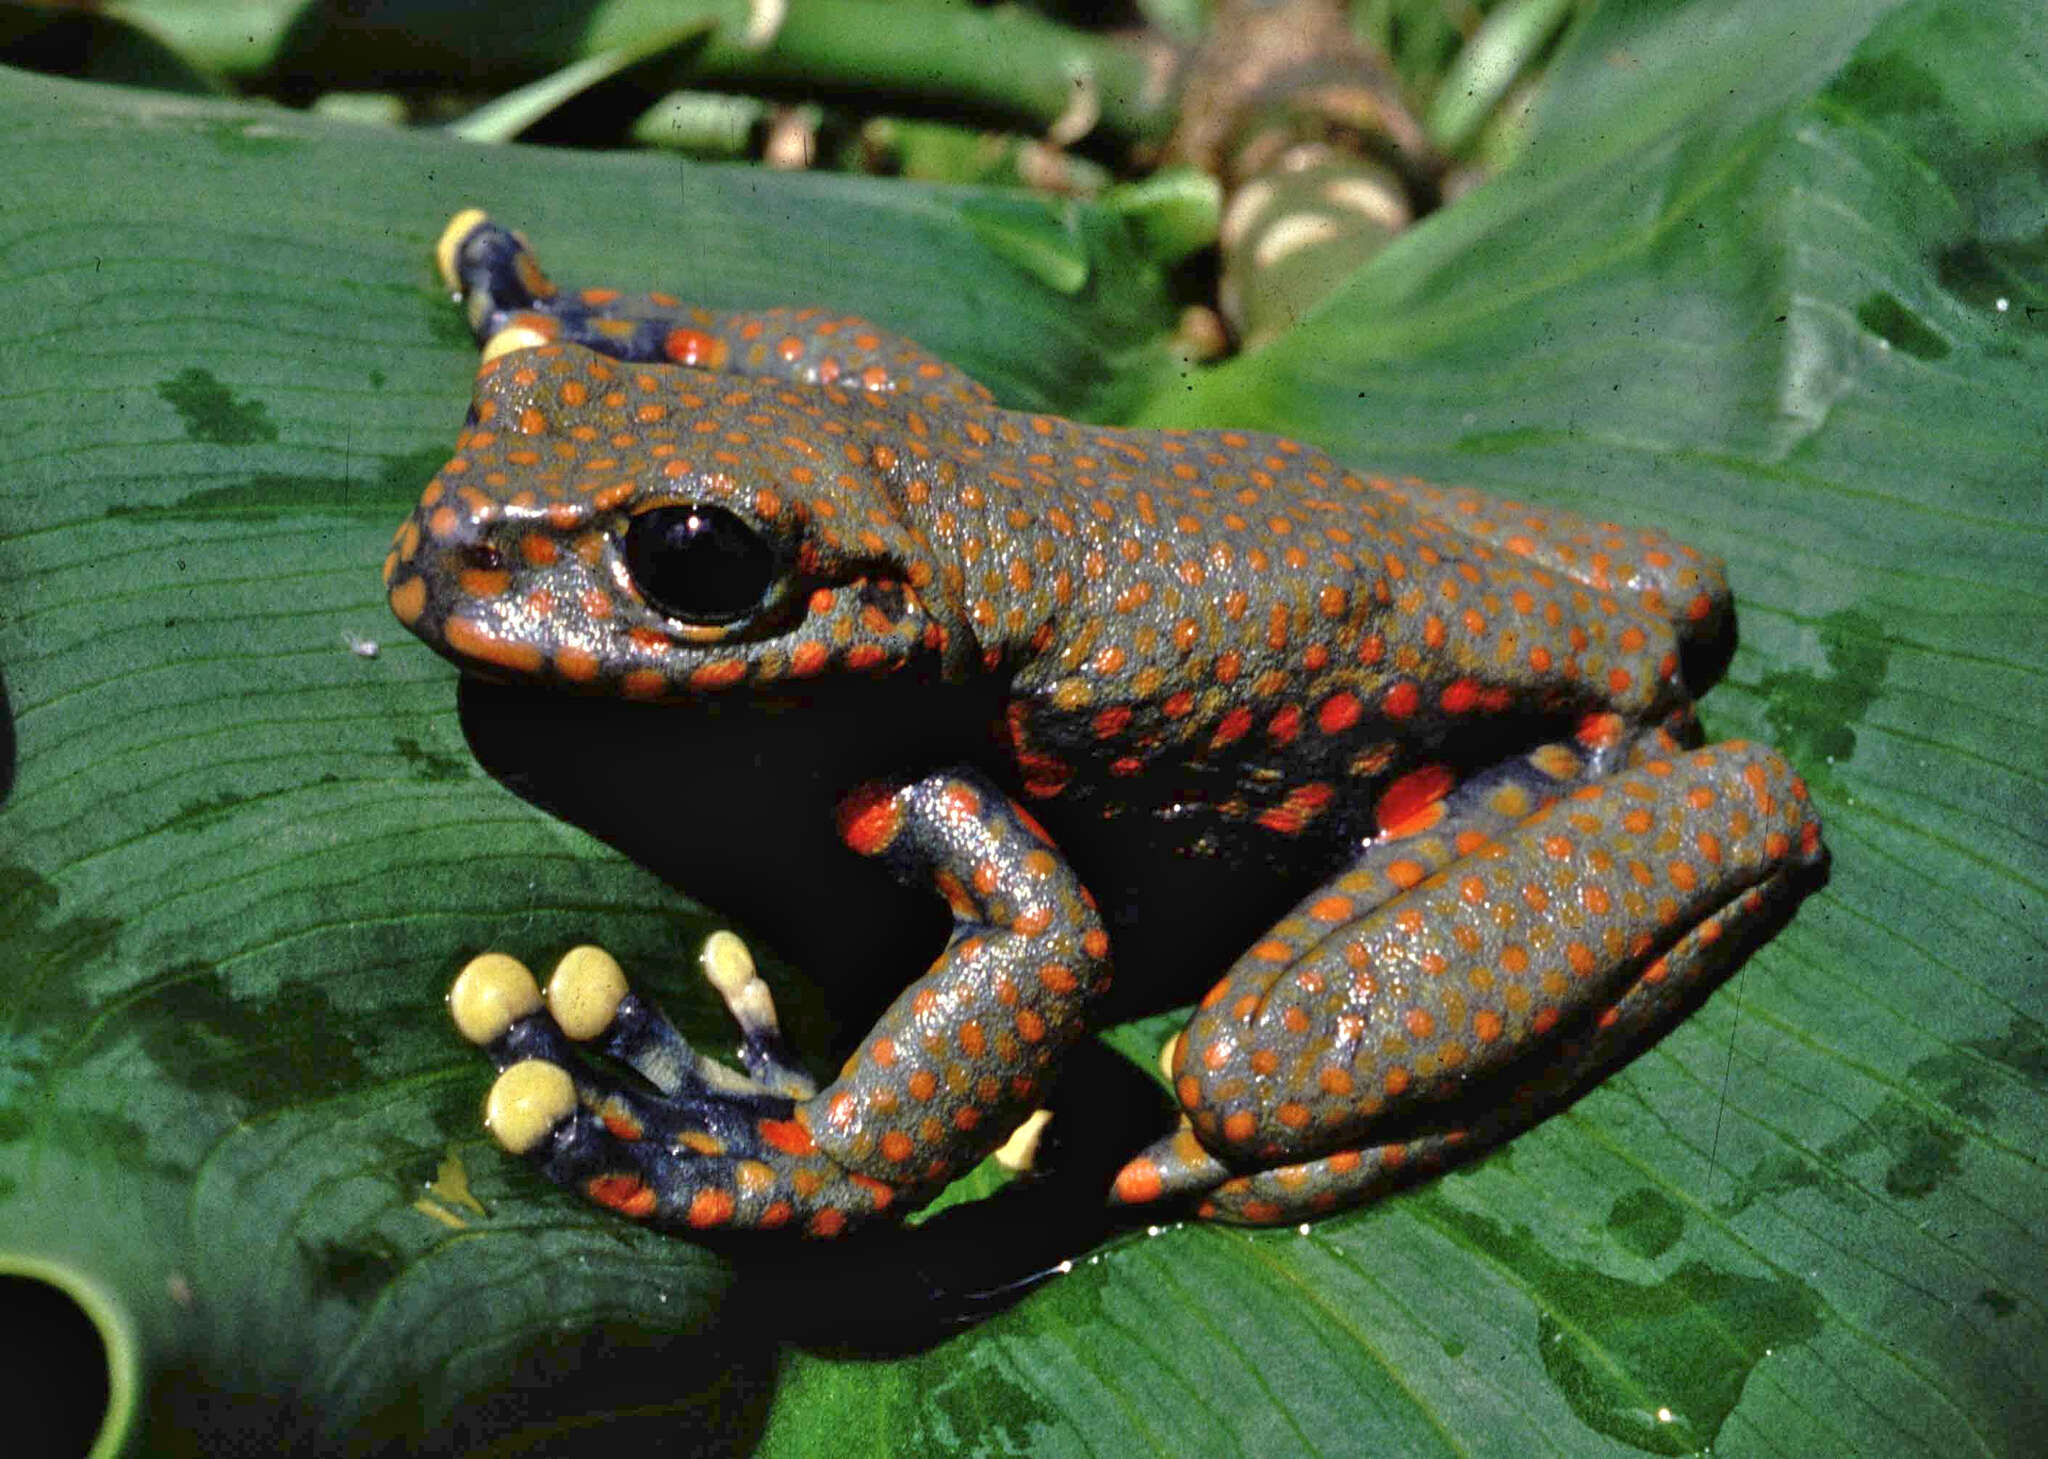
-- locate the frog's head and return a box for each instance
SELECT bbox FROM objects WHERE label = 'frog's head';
[384,343,970,697]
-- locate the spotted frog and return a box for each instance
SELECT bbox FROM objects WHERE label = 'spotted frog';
[389,212,1825,1237]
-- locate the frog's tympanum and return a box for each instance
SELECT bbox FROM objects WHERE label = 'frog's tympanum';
[389,213,1825,1238]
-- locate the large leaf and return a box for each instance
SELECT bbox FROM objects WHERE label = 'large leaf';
[3,0,2044,1453]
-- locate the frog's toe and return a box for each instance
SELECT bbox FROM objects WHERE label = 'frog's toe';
[475,1058,697,1225]
[483,1058,577,1155]
[1111,1124,1226,1209]
[451,946,775,1100]
[436,210,566,344]
[1113,1131,1445,1225]
[698,930,817,1099]
[450,946,749,1157]
[476,1054,885,1232]
[448,950,544,1048]
[448,946,898,1234]
[434,207,492,294]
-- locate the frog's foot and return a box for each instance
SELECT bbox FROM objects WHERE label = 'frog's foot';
[451,944,885,1234]
[434,209,695,367]
[449,768,1110,1236]
[432,210,993,401]
[1112,740,1826,1225]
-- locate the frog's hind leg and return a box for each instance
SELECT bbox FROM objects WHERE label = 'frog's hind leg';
[448,769,1111,1236]
[432,209,994,402]
[1111,740,1824,1225]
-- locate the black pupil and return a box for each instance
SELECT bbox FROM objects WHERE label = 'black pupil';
[623,504,775,624]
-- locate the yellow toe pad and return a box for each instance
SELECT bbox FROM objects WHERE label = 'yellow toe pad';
[448,952,541,1046]
[435,207,491,292]
[547,945,629,1042]
[485,1059,576,1155]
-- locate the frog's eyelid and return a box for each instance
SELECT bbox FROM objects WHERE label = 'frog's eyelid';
[492,502,592,529]
[618,494,808,563]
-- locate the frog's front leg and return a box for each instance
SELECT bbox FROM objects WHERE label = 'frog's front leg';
[450,769,1109,1236]
[433,210,994,404]
[1114,740,1824,1225]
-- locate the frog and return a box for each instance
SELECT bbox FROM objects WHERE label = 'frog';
[389,211,1826,1238]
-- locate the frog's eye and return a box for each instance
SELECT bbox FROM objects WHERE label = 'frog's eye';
[623,504,777,625]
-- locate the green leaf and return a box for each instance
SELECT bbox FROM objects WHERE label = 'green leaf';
[4,0,2046,1451]
[0,3,228,96]
[1424,0,1576,156]
[443,20,716,144]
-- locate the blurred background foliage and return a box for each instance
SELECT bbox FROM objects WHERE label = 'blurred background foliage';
[0,0,1583,346]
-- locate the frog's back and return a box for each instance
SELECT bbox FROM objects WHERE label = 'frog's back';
[894,400,1714,848]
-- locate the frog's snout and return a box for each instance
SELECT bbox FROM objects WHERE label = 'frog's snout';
[382,476,595,684]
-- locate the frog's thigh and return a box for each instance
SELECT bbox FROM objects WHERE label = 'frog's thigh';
[1113,741,1824,1224]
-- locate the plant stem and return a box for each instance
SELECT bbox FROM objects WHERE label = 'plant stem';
[683,1,1180,150]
